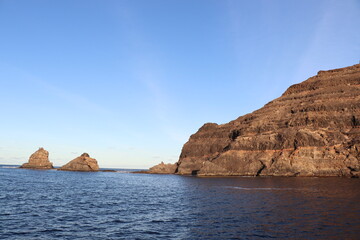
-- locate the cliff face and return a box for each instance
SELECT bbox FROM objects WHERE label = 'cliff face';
[58,153,99,172]
[174,64,360,177]
[20,148,53,169]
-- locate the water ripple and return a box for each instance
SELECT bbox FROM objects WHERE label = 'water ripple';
[1,168,359,239]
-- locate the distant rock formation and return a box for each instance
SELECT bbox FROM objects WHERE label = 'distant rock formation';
[58,153,99,172]
[149,64,360,177]
[147,162,178,174]
[20,147,53,169]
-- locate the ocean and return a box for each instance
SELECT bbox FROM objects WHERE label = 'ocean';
[1,165,359,239]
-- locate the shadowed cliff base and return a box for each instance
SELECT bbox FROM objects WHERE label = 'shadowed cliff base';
[147,64,360,177]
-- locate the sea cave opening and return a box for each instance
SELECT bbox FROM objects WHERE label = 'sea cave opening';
[191,170,199,176]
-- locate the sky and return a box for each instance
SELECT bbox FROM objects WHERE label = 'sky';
[0,0,359,168]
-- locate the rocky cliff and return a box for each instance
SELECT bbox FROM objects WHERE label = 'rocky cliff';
[20,147,54,169]
[58,153,99,172]
[152,64,360,177]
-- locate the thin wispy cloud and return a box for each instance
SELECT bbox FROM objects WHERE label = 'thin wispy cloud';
[3,63,110,115]
[295,0,360,82]
[113,6,186,145]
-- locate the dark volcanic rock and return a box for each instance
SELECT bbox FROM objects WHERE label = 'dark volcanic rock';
[58,153,99,172]
[151,64,360,177]
[20,147,53,169]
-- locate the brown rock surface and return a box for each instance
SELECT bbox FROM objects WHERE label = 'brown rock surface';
[151,64,360,177]
[20,147,53,169]
[58,153,99,172]
[147,162,178,174]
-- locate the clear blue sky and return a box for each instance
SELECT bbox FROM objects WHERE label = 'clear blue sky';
[1,0,359,168]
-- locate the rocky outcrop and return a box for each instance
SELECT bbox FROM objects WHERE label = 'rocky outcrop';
[20,147,53,169]
[151,64,360,177]
[58,153,99,172]
[147,162,178,174]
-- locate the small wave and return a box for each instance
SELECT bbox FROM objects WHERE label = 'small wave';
[112,219,127,223]
[225,186,294,191]
[151,220,165,223]
[143,231,161,235]
[251,233,277,238]
[0,166,19,169]
[40,229,63,233]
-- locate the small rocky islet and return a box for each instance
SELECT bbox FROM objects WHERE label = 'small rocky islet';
[149,64,360,177]
[58,153,99,172]
[20,147,54,169]
[19,148,99,172]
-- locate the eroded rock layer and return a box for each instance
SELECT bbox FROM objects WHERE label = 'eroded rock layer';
[164,64,360,177]
[59,153,99,172]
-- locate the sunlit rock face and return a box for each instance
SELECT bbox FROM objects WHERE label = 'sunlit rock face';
[59,153,99,172]
[152,64,360,177]
[20,147,54,169]
[147,162,178,174]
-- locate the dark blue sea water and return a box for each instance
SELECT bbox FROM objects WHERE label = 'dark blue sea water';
[1,165,359,239]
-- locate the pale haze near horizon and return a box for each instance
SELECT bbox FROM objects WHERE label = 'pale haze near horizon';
[0,0,359,168]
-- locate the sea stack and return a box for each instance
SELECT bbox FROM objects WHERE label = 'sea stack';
[20,147,53,169]
[59,153,99,172]
[150,64,360,177]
